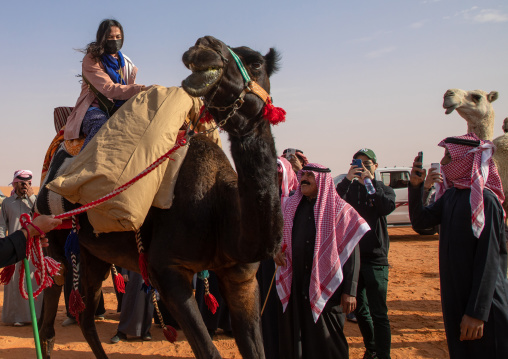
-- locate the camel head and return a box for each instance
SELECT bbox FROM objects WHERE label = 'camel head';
[503,117,508,133]
[443,88,499,140]
[182,36,281,136]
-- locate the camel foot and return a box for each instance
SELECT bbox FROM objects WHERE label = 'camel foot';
[41,337,55,359]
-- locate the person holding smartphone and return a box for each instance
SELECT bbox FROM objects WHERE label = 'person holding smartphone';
[408,134,508,359]
[282,148,309,173]
[336,149,396,359]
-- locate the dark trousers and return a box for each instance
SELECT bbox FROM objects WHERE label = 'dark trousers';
[355,263,391,359]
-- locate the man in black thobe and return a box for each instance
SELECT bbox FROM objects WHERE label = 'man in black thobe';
[408,134,508,359]
[275,163,370,358]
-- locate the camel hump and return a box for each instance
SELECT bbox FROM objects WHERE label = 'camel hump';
[45,86,220,233]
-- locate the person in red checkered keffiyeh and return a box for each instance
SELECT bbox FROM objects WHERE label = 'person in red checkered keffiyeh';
[409,133,508,359]
[275,163,369,358]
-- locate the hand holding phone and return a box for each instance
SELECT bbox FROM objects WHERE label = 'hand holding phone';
[346,158,364,181]
[286,148,296,159]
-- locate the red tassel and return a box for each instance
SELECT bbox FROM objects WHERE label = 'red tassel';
[0,265,15,285]
[69,289,85,323]
[263,98,286,125]
[138,252,150,286]
[205,293,219,315]
[163,325,178,343]
[199,105,214,123]
[45,257,61,277]
[114,273,125,294]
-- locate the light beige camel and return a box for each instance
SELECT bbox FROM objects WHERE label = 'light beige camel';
[443,89,508,212]
[493,118,508,212]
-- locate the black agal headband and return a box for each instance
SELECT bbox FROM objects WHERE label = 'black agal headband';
[302,165,331,173]
[444,138,481,147]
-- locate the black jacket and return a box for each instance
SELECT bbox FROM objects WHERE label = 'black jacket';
[0,230,26,268]
[336,177,396,265]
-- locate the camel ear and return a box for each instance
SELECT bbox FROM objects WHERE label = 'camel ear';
[488,91,499,103]
[264,48,281,77]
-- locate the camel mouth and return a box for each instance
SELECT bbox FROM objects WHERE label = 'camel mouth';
[443,104,459,115]
[182,67,223,97]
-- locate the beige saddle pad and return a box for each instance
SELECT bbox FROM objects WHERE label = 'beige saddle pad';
[47,86,221,233]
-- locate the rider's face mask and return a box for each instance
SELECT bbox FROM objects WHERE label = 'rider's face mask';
[104,39,122,55]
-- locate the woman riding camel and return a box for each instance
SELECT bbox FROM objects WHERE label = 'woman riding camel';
[64,19,155,147]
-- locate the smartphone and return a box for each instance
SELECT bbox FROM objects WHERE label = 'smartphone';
[416,151,423,177]
[352,159,362,168]
[286,148,296,159]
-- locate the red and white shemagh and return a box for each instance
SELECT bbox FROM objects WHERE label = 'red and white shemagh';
[277,156,298,210]
[436,133,505,238]
[276,163,370,322]
[10,170,32,185]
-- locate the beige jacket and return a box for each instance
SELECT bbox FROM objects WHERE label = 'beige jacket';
[64,53,143,140]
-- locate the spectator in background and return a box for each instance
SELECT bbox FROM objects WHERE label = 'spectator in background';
[0,170,42,327]
[111,270,154,343]
[282,148,309,173]
[336,149,396,359]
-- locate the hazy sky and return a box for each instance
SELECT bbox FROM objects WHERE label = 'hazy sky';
[1,0,507,187]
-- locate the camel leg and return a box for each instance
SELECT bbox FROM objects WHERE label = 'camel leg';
[39,275,64,358]
[78,246,111,359]
[216,263,265,359]
[151,266,222,359]
[39,230,68,359]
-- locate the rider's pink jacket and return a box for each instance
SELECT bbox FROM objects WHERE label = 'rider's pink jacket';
[64,53,142,140]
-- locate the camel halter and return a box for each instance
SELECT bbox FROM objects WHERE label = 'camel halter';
[197,47,286,133]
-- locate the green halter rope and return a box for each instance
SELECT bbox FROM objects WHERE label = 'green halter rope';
[228,48,251,83]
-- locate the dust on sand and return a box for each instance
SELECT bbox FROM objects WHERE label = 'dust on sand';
[0,227,448,358]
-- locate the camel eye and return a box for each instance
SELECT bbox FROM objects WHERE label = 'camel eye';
[472,94,482,102]
[251,62,262,70]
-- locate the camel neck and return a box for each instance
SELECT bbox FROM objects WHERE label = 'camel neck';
[228,122,283,262]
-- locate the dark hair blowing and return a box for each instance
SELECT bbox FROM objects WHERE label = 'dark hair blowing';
[84,19,124,61]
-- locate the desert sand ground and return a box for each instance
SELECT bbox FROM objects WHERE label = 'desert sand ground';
[0,227,448,359]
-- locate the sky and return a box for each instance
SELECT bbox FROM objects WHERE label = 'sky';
[1,0,507,187]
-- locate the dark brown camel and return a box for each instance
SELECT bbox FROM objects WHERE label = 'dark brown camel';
[38,36,283,359]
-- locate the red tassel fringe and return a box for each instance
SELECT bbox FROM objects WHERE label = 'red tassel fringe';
[263,98,286,125]
[45,257,61,277]
[114,273,126,294]
[163,325,178,343]
[0,265,15,285]
[199,106,214,123]
[138,252,150,286]
[205,293,219,315]
[69,289,85,323]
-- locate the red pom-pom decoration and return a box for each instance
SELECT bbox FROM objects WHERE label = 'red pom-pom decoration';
[114,272,126,294]
[205,292,219,315]
[163,325,178,343]
[263,98,286,125]
[69,289,86,323]
[138,252,150,286]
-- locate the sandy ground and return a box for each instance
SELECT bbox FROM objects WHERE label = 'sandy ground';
[0,227,448,358]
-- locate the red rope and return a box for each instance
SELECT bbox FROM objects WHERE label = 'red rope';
[17,213,61,300]
[54,136,188,220]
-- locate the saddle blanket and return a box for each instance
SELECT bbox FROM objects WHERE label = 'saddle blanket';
[39,86,221,233]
